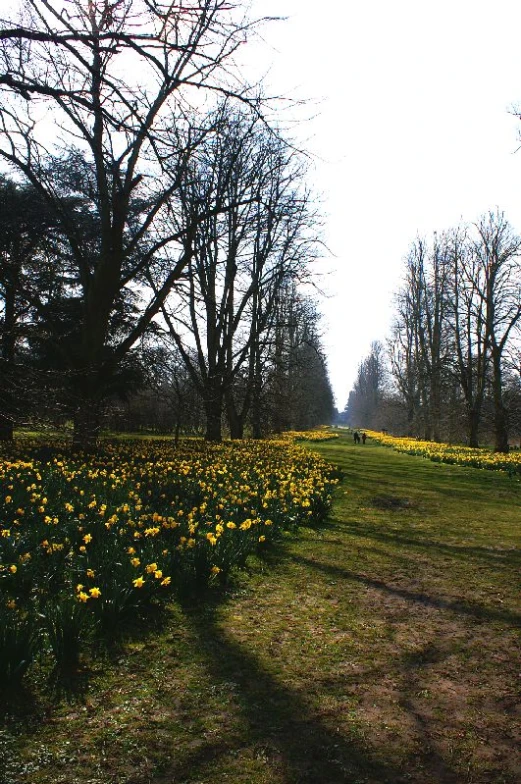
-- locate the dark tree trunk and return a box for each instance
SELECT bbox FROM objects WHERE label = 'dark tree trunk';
[0,413,13,441]
[72,404,102,451]
[227,409,244,440]
[468,408,480,448]
[204,394,223,442]
[1,277,17,442]
[225,388,246,440]
[491,354,509,453]
[430,375,441,443]
[493,405,509,453]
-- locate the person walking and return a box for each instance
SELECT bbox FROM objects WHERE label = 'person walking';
[361,432,366,444]
[353,430,360,444]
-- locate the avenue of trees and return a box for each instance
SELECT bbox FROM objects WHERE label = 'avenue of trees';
[0,0,334,445]
[341,210,521,452]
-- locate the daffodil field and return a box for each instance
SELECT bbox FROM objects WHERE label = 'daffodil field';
[0,436,338,685]
[366,430,521,474]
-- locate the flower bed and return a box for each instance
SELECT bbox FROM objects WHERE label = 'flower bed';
[366,431,521,474]
[0,437,337,683]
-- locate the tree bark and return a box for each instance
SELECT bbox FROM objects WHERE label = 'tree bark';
[225,394,244,440]
[467,408,480,448]
[0,413,13,441]
[491,353,509,452]
[72,400,102,451]
[204,387,223,443]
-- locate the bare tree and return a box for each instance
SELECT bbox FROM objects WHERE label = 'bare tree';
[473,210,521,452]
[155,105,318,441]
[0,0,264,447]
[345,340,386,429]
[445,225,489,447]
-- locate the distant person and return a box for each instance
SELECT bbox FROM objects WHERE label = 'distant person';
[361,432,366,444]
[353,430,360,444]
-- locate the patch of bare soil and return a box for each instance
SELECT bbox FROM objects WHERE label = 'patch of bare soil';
[371,494,415,510]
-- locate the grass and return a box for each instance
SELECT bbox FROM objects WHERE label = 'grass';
[2,432,521,783]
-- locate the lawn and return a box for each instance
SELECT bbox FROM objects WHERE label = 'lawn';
[1,432,520,783]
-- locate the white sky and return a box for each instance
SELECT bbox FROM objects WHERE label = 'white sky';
[246,0,521,408]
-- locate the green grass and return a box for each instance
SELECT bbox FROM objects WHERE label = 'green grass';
[2,432,520,783]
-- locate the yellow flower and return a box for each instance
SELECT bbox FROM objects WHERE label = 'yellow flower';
[77,591,89,603]
[131,557,141,567]
[9,564,17,574]
[258,535,266,543]
[160,576,171,587]
[127,546,136,555]
[83,533,92,544]
[145,562,158,574]
[210,566,221,575]
[154,570,163,579]
[133,576,145,588]
[86,568,95,578]
[89,587,101,599]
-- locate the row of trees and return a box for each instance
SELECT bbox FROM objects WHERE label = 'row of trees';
[0,0,334,445]
[342,210,521,452]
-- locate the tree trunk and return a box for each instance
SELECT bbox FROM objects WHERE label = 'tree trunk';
[72,404,102,451]
[430,373,441,443]
[493,404,509,453]
[491,354,509,452]
[227,406,244,439]
[468,408,480,448]
[204,394,222,442]
[1,279,17,442]
[0,412,13,441]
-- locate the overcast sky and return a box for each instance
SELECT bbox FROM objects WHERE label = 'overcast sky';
[246,0,521,408]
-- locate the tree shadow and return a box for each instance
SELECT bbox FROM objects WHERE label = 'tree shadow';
[175,601,413,784]
[335,520,521,571]
[291,554,521,627]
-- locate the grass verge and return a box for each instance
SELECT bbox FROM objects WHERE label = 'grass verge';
[2,432,520,783]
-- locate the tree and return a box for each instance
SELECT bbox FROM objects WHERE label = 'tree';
[0,176,59,439]
[473,211,521,452]
[0,0,262,447]
[265,285,333,433]
[344,341,386,429]
[155,105,319,441]
[445,225,489,447]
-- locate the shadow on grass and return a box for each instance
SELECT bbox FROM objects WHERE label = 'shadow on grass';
[291,554,521,628]
[336,520,521,570]
[176,601,409,784]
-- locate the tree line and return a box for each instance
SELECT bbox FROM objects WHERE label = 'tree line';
[0,0,334,446]
[341,210,521,452]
